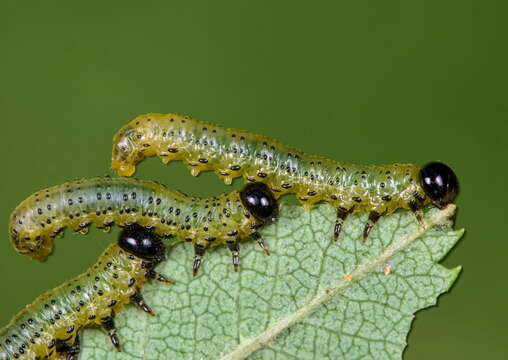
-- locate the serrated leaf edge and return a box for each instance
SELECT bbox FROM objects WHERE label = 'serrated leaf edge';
[219,205,458,360]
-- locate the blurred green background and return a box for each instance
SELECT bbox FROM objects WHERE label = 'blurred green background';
[0,1,506,358]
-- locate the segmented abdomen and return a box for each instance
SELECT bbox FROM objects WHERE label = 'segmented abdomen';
[112,113,430,215]
[0,243,147,360]
[10,177,259,261]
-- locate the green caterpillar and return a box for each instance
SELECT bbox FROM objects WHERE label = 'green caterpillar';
[112,113,459,239]
[9,177,277,275]
[0,225,170,360]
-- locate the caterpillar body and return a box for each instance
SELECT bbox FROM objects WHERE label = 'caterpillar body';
[112,113,459,239]
[9,177,277,274]
[0,225,170,360]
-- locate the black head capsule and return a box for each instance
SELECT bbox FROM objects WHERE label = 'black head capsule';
[118,224,165,262]
[240,182,278,223]
[420,162,459,209]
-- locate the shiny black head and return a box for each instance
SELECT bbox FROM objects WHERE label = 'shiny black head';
[118,224,165,262]
[420,162,459,209]
[240,182,278,223]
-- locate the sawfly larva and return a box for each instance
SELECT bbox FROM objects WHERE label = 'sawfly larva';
[9,177,277,275]
[0,225,171,360]
[111,113,459,240]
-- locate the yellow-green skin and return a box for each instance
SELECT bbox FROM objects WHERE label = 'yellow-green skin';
[10,177,264,262]
[0,243,150,360]
[112,113,430,214]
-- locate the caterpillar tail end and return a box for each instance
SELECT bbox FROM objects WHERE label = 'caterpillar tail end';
[111,160,136,177]
[15,240,52,262]
[10,216,54,261]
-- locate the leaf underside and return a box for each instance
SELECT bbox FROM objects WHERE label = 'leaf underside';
[81,203,463,360]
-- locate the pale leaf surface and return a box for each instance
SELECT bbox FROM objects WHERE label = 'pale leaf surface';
[82,203,462,360]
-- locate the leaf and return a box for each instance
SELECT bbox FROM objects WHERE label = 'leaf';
[81,203,463,360]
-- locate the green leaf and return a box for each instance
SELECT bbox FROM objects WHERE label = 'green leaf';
[81,203,463,360]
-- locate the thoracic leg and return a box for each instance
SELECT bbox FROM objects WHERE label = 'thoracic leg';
[408,200,426,227]
[362,211,382,241]
[227,240,240,272]
[146,269,175,284]
[101,315,121,352]
[131,292,155,316]
[251,231,270,256]
[192,243,206,276]
[55,334,81,360]
[334,207,352,240]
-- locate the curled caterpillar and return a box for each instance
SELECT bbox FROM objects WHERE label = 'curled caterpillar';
[9,177,277,275]
[0,225,171,360]
[112,113,459,239]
